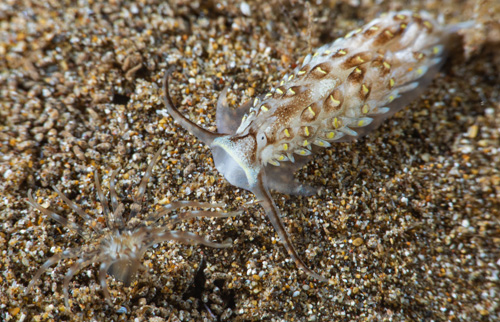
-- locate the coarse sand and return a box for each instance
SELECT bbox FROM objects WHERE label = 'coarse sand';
[1,0,499,321]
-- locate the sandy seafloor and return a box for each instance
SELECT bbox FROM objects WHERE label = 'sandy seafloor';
[1,0,499,321]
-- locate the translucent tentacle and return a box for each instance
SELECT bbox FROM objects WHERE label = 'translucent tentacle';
[98,261,113,305]
[134,146,165,204]
[150,230,233,249]
[26,190,84,237]
[26,247,93,300]
[63,256,97,308]
[109,168,121,213]
[144,200,224,224]
[162,70,224,145]
[167,201,225,209]
[113,203,126,229]
[94,171,111,227]
[253,171,327,282]
[26,250,76,293]
[168,210,242,225]
[52,186,95,224]
[26,253,62,292]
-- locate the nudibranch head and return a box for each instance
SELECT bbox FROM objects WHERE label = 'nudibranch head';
[211,135,260,191]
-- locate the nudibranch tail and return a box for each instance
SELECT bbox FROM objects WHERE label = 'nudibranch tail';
[163,71,224,145]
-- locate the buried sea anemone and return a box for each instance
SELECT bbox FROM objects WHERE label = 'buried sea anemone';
[25,146,238,308]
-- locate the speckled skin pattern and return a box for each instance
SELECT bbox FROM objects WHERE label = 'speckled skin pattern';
[163,10,472,282]
[234,11,451,164]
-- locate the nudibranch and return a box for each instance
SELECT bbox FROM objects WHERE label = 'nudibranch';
[162,10,471,281]
[26,146,238,308]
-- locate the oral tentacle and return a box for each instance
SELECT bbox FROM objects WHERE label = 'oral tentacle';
[254,171,327,282]
[162,71,224,146]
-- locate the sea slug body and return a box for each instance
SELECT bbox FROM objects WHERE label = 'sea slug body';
[26,146,238,308]
[162,10,472,281]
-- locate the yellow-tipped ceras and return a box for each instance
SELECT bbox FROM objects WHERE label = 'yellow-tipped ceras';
[162,10,472,281]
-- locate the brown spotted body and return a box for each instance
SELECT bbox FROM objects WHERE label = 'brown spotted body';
[162,10,472,281]
[235,11,454,168]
